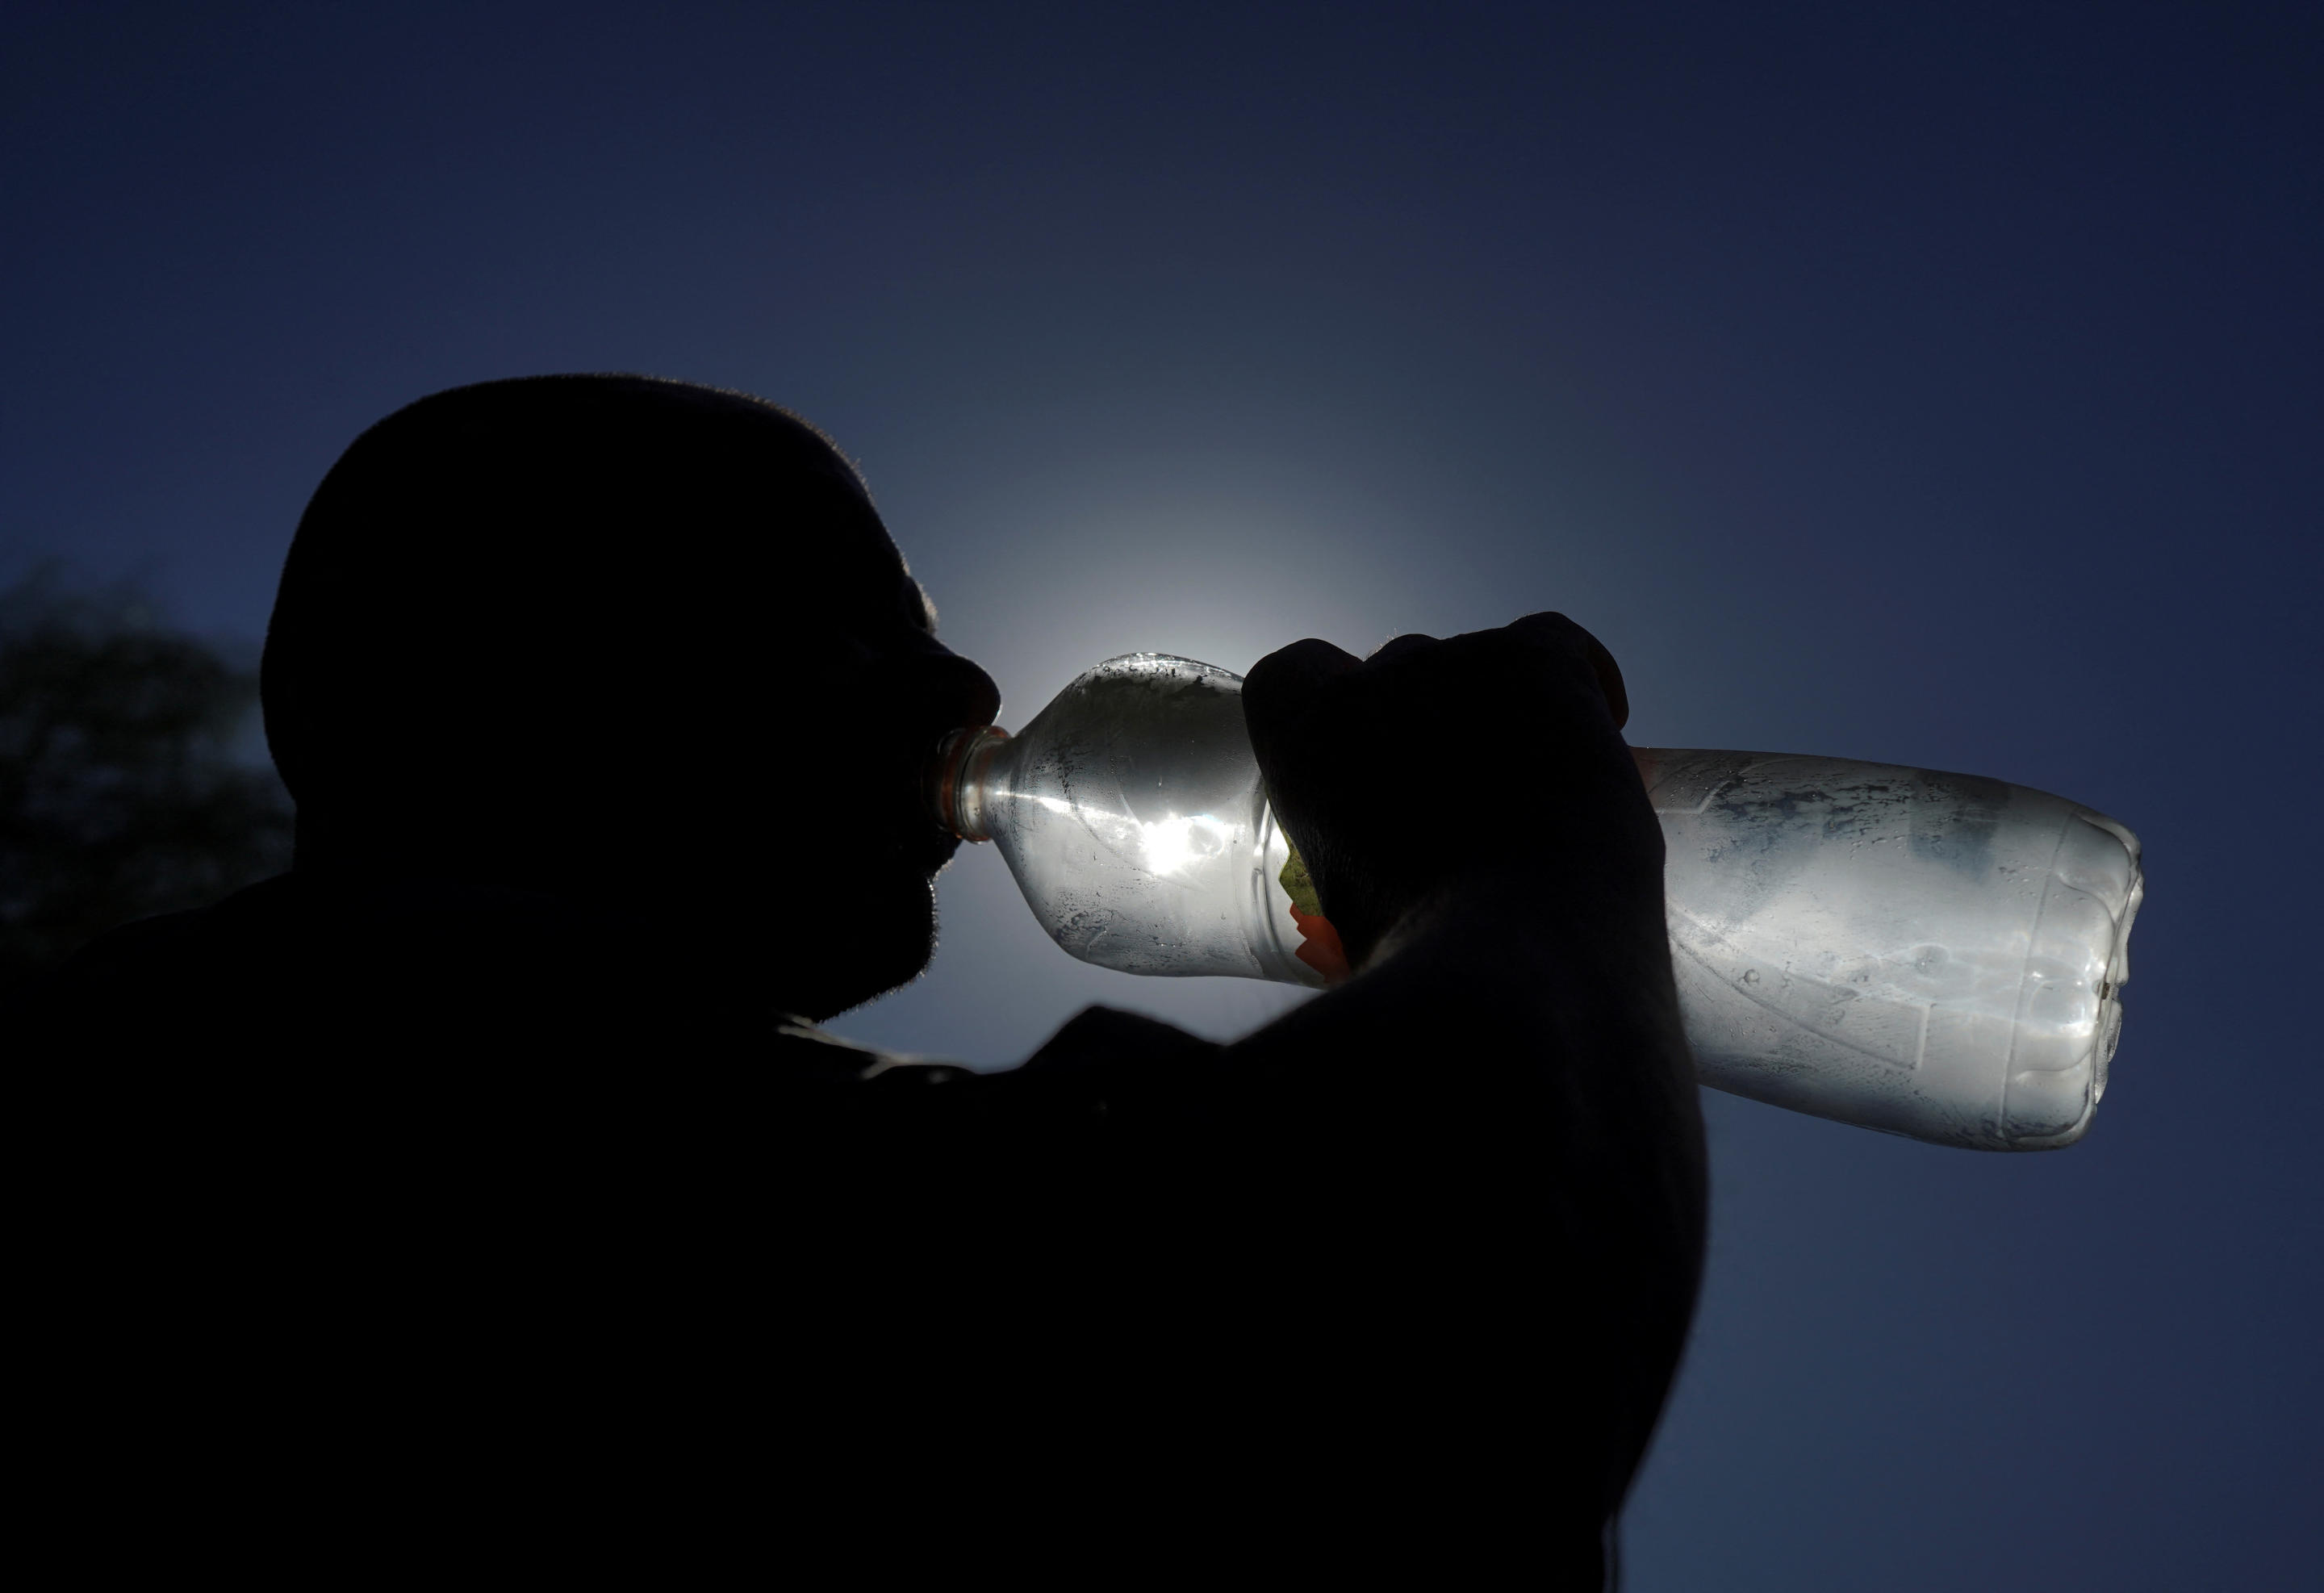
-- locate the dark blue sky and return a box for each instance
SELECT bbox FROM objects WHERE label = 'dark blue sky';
[7,3,2318,1583]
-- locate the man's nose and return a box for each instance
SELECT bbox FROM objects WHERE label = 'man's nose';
[913,649,1003,736]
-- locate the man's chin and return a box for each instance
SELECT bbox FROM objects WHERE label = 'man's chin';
[780,877,939,1022]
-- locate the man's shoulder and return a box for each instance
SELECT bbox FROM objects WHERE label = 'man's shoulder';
[6,875,299,1032]
[4,870,691,1058]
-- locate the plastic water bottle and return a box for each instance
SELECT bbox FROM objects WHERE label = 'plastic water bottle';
[929,654,2143,1152]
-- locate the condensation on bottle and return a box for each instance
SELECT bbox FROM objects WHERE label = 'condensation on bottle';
[930,653,2143,1152]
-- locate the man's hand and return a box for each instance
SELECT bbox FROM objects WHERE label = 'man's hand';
[1233,613,1705,1552]
[1244,612,1661,972]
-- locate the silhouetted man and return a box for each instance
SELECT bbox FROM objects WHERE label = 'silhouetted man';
[18,376,1704,1587]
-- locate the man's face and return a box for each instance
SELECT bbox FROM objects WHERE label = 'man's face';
[657,464,999,1022]
[759,527,1001,1019]
[482,409,997,1022]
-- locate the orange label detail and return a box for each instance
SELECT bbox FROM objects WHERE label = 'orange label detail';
[1288,905,1352,984]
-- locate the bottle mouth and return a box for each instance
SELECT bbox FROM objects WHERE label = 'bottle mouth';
[926,725,1010,842]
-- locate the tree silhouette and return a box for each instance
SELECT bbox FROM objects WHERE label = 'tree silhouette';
[0,568,292,993]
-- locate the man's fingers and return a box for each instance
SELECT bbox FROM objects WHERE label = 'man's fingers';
[1366,633,1439,666]
[1501,611,1629,730]
[1254,617,1631,733]
[1245,637,1361,719]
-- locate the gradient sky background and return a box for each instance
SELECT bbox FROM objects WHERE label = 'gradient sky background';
[6,2,2318,1585]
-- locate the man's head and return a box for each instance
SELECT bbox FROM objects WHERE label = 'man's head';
[264,374,1000,1019]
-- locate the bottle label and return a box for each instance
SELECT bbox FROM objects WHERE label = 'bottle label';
[1277,845,1351,982]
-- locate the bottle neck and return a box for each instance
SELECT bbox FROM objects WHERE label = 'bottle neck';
[926,725,1012,842]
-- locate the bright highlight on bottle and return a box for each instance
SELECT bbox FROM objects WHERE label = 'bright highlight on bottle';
[1139,813,1231,875]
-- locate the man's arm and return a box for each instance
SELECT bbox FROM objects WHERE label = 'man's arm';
[1218,866,1704,1525]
